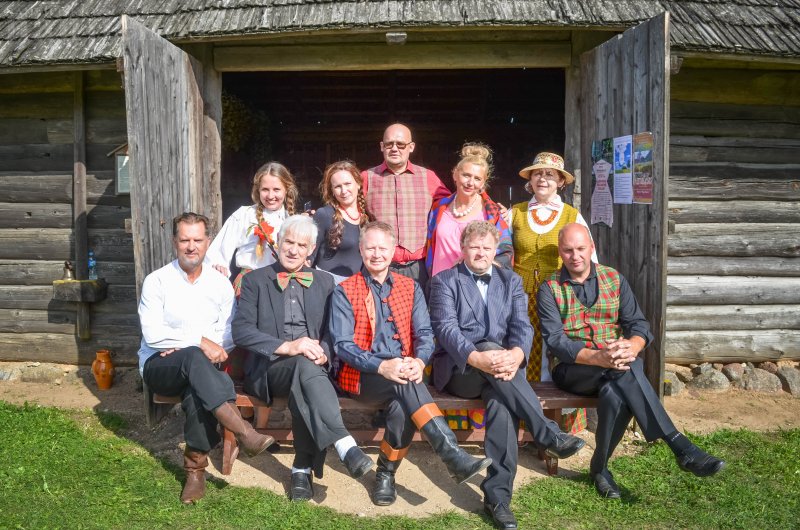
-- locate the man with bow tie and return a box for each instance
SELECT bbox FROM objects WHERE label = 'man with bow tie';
[330,220,491,507]
[233,214,373,502]
[429,220,585,529]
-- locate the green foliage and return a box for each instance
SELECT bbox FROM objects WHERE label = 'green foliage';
[1,402,798,529]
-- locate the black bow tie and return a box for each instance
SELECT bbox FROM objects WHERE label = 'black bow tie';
[473,273,491,284]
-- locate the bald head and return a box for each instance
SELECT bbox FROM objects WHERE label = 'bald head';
[380,123,415,173]
[558,223,595,280]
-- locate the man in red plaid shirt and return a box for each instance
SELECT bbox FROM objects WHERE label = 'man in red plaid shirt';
[362,123,450,290]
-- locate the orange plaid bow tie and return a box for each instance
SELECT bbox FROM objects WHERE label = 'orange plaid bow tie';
[276,271,313,290]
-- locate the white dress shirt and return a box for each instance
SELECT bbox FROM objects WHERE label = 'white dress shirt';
[137,260,235,373]
[465,264,493,303]
[206,205,287,274]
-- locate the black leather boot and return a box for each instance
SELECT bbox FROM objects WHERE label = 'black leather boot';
[420,415,492,483]
[372,454,401,506]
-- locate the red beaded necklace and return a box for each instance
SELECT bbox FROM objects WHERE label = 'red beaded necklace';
[340,207,361,222]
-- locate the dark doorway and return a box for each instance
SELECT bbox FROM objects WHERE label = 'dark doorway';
[221,69,565,218]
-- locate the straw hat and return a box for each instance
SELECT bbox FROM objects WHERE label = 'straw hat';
[518,152,575,185]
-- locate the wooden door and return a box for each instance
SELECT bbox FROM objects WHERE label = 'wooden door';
[579,14,670,394]
[121,16,221,296]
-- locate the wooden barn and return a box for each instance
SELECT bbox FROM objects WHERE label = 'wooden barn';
[1,1,798,392]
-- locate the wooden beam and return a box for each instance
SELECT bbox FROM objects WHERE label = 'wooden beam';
[666,305,800,331]
[214,42,571,71]
[665,330,800,363]
[0,332,139,366]
[669,175,800,201]
[667,256,800,277]
[667,275,800,305]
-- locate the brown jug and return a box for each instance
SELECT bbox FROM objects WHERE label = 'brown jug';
[92,349,115,390]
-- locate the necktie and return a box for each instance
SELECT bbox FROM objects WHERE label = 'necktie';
[276,271,313,290]
[473,273,491,284]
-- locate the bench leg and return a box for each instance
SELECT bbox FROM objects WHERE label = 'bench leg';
[222,426,237,475]
[541,408,562,475]
[254,406,271,430]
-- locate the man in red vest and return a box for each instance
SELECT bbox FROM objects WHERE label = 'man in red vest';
[330,221,491,507]
[537,223,725,500]
[361,123,450,289]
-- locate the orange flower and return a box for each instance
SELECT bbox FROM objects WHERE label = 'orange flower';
[250,221,275,259]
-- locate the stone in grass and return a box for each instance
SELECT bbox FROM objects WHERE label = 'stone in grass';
[663,371,685,396]
[687,369,730,393]
[776,367,800,398]
[20,364,63,384]
[758,361,779,375]
[722,363,745,384]
[741,367,782,394]
[691,363,713,376]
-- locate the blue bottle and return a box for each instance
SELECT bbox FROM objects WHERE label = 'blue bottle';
[88,250,98,280]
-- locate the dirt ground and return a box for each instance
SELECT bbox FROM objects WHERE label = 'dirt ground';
[2,364,799,517]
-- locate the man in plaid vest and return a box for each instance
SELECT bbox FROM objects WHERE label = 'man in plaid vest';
[362,123,451,289]
[430,221,585,530]
[330,221,491,507]
[537,223,725,500]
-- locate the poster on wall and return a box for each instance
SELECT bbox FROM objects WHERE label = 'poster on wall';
[633,132,654,204]
[612,135,633,204]
[590,138,614,227]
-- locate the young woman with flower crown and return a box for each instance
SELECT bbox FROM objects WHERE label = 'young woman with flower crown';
[206,161,298,295]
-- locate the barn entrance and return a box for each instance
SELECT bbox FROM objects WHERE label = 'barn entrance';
[220,68,565,218]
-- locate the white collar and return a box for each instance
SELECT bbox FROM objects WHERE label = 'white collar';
[528,194,563,211]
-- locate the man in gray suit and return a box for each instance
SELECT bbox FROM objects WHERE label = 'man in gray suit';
[429,221,584,530]
[233,215,373,502]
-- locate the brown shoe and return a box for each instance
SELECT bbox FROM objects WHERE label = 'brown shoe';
[180,447,208,504]
[214,401,275,457]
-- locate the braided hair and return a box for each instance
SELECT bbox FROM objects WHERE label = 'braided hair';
[319,160,373,250]
[250,162,299,221]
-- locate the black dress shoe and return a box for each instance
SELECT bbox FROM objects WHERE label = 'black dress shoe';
[592,470,621,499]
[290,472,313,501]
[484,501,518,529]
[343,446,374,479]
[676,449,725,477]
[544,433,586,459]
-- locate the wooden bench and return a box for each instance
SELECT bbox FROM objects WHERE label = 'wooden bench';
[145,380,597,476]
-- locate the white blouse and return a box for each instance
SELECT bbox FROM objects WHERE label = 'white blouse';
[206,205,287,275]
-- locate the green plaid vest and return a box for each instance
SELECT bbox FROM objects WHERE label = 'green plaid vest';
[545,264,622,369]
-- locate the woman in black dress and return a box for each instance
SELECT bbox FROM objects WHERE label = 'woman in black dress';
[311,160,373,283]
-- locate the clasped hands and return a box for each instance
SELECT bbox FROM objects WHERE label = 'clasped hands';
[595,338,641,370]
[279,337,328,365]
[378,357,425,384]
[469,348,524,381]
[159,336,228,364]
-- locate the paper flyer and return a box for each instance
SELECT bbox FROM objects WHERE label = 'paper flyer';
[633,132,654,204]
[612,135,633,204]
[590,138,614,227]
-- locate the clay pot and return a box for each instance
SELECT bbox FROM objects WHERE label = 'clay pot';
[92,349,115,390]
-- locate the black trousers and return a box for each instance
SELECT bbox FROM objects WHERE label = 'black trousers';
[143,346,236,453]
[444,342,562,504]
[245,355,350,476]
[355,372,436,451]
[552,356,676,474]
[390,258,429,293]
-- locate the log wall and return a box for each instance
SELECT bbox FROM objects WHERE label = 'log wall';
[665,65,800,364]
[0,71,139,365]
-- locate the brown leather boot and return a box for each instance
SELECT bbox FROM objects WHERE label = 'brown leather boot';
[180,447,208,504]
[213,401,275,457]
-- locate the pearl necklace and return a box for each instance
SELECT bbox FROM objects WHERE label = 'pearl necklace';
[452,195,480,218]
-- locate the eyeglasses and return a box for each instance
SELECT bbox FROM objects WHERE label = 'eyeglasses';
[530,171,560,181]
[382,141,411,150]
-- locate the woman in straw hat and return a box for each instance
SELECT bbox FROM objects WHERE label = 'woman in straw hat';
[507,152,597,384]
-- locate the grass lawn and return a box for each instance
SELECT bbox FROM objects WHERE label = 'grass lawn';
[1,401,798,529]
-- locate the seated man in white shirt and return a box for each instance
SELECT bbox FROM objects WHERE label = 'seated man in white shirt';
[138,212,275,505]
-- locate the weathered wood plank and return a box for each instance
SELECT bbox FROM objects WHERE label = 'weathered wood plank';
[0,93,73,118]
[0,284,137,311]
[667,256,800,276]
[0,70,122,95]
[0,229,133,261]
[671,68,800,106]
[0,203,131,229]
[666,305,800,331]
[665,330,800,363]
[214,42,572,72]
[0,118,51,143]
[668,232,800,257]
[670,139,800,164]
[667,276,800,305]
[671,223,800,236]
[0,172,127,206]
[0,332,139,365]
[669,162,799,180]
[671,100,800,138]
[0,260,135,286]
[669,175,800,201]
[669,202,800,223]
[0,309,140,334]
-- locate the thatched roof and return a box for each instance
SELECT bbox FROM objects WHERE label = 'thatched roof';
[1,0,798,69]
